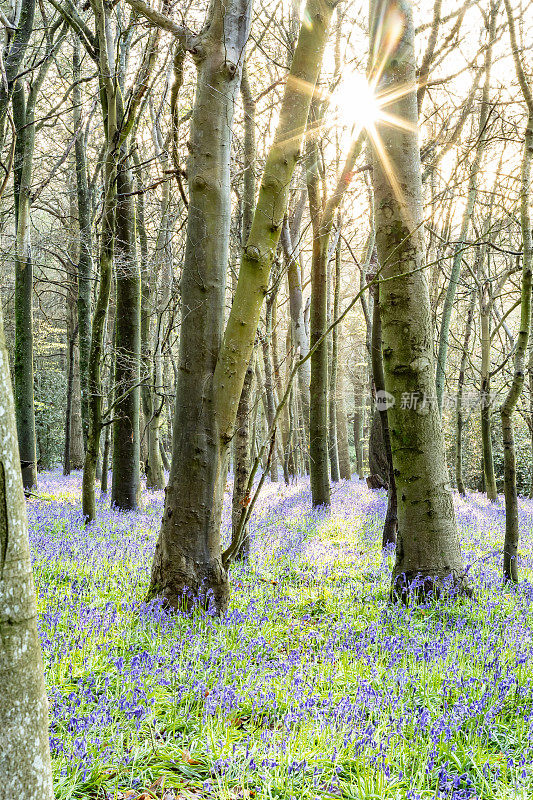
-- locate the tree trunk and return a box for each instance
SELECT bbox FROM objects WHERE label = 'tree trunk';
[111,155,141,510]
[13,83,37,490]
[455,291,476,495]
[101,423,111,494]
[370,0,465,596]
[353,355,365,478]
[328,232,341,482]
[65,217,84,472]
[371,280,397,547]
[63,324,77,476]
[282,216,311,440]
[480,299,497,500]
[336,364,351,479]
[435,3,496,410]
[0,304,53,798]
[150,0,253,611]
[149,0,334,611]
[0,0,35,136]
[82,146,115,521]
[262,295,279,482]
[501,0,533,582]
[69,343,85,469]
[231,359,254,559]
[73,38,93,445]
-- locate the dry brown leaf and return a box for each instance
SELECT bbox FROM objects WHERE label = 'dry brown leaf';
[181,749,200,765]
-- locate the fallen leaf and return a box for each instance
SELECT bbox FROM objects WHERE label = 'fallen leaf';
[181,749,200,765]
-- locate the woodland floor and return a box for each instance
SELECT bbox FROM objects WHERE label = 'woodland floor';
[30,470,533,800]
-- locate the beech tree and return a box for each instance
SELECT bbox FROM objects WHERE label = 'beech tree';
[0,302,53,797]
[126,0,335,611]
[500,0,533,582]
[369,0,466,595]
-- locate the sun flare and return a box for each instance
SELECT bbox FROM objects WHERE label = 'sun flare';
[334,72,381,130]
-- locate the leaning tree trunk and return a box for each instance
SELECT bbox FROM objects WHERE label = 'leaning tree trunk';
[370,0,465,596]
[0,303,53,798]
[111,155,141,510]
[501,0,533,582]
[231,359,254,559]
[148,0,334,611]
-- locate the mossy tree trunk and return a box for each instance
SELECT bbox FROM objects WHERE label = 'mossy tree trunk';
[12,25,66,490]
[111,155,141,510]
[13,83,37,490]
[370,0,466,596]
[0,301,53,798]
[78,4,161,520]
[73,37,93,445]
[148,0,254,611]
[132,0,335,611]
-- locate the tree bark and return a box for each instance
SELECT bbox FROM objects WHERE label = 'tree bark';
[435,2,496,410]
[336,364,352,479]
[480,291,497,500]
[149,0,253,611]
[73,37,93,445]
[306,105,331,505]
[82,144,115,521]
[371,279,397,547]
[262,294,279,482]
[501,0,533,582]
[0,0,35,137]
[281,215,311,441]
[0,303,53,798]
[370,0,466,596]
[455,291,476,495]
[328,231,341,482]
[150,0,334,610]
[13,82,37,490]
[111,155,141,510]
[231,359,254,559]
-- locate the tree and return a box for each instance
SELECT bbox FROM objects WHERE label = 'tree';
[13,18,67,490]
[369,0,466,596]
[500,0,533,582]
[126,0,336,611]
[0,301,53,798]
[434,0,497,412]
